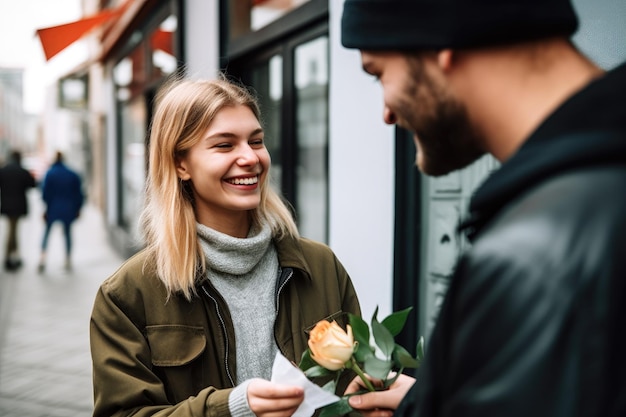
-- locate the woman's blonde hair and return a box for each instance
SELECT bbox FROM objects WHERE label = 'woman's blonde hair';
[140,76,299,300]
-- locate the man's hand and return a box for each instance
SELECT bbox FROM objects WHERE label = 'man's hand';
[345,374,416,417]
[247,378,305,417]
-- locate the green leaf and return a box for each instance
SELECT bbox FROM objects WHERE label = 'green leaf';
[304,365,334,378]
[349,313,370,347]
[381,307,413,336]
[393,344,420,369]
[363,355,392,380]
[319,397,353,417]
[383,368,404,388]
[322,379,337,393]
[371,318,395,358]
[353,340,374,363]
[416,336,425,362]
[298,349,317,371]
[372,306,380,323]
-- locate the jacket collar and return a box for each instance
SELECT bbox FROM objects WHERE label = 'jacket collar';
[273,234,313,281]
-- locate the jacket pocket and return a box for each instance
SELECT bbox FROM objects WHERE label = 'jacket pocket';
[146,325,206,367]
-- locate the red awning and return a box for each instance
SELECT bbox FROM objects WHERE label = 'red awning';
[151,29,174,56]
[35,6,125,61]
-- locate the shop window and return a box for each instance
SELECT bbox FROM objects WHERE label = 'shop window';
[112,4,180,232]
[250,55,284,191]
[294,36,328,242]
[224,1,329,241]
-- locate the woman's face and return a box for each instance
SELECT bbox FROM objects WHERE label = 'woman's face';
[176,105,270,232]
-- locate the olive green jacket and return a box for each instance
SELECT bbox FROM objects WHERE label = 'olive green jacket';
[90,235,361,417]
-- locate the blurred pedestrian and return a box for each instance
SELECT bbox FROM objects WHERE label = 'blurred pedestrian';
[340,0,626,416]
[0,150,36,271]
[38,151,84,272]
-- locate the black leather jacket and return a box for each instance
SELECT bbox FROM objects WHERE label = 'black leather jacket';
[399,62,626,416]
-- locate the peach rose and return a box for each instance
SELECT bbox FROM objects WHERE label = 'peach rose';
[308,320,355,371]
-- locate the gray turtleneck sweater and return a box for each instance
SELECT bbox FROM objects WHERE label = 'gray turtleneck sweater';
[197,222,279,417]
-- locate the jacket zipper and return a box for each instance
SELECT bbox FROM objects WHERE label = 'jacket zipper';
[275,267,294,315]
[200,267,294,387]
[273,267,295,355]
[201,284,235,387]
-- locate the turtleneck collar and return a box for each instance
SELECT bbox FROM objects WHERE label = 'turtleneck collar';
[197,222,272,275]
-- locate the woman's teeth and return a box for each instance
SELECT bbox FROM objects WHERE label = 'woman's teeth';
[228,176,258,185]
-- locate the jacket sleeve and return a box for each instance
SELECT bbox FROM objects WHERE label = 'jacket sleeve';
[321,247,362,400]
[410,230,596,417]
[90,280,233,417]
[330,251,366,417]
[289,238,362,397]
[334,252,361,321]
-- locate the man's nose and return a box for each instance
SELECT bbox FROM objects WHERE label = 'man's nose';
[383,106,397,125]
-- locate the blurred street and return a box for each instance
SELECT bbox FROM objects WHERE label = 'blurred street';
[0,189,125,416]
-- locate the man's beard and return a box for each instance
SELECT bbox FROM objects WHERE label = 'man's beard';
[399,58,485,176]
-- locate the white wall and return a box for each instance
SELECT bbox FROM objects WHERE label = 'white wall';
[328,0,395,320]
[184,0,220,78]
[572,0,626,70]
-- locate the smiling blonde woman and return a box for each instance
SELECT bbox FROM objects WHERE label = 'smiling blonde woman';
[89,76,361,417]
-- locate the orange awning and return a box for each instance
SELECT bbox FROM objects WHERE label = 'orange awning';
[151,29,174,56]
[36,7,124,61]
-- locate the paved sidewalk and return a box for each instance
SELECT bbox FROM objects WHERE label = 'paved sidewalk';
[0,189,126,416]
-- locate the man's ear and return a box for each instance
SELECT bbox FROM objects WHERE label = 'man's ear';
[176,158,191,181]
[437,49,453,72]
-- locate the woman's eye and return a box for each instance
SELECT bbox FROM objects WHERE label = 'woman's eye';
[250,138,264,147]
[215,143,232,149]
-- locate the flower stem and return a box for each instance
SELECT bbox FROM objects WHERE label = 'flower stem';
[347,357,376,392]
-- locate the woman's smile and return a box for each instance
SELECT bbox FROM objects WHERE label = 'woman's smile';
[225,175,260,186]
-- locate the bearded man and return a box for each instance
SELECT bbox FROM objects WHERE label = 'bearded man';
[340,0,626,416]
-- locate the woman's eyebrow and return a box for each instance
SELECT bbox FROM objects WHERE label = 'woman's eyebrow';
[206,128,264,140]
[206,132,237,140]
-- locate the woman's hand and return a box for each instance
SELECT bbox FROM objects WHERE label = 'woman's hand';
[247,379,305,417]
[345,374,416,417]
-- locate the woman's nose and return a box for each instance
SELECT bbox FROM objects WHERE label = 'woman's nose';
[237,145,259,165]
[383,106,397,125]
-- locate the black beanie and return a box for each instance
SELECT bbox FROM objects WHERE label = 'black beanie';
[341,0,579,50]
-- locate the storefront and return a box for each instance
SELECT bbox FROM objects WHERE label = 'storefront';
[48,0,626,353]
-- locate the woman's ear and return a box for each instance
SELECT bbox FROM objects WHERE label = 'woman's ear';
[437,49,454,71]
[176,158,191,181]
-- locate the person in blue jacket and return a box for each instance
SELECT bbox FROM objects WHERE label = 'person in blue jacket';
[38,151,84,272]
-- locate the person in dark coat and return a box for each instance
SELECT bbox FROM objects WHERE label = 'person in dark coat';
[0,150,36,271]
[38,151,84,272]
[340,0,626,416]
